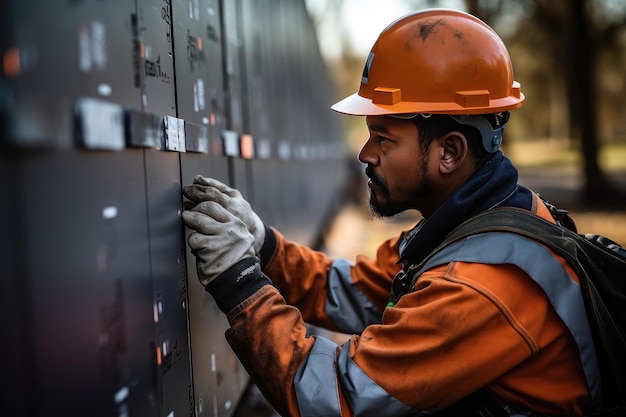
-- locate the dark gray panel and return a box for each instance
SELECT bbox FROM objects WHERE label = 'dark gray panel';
[137,0,177,116]
[290,0,348,245]
[13,150,157,417]
[172,0,229,176]
[220,0,244,133]
[238,0,283,230]
[172,0,224,125]
[144,149,193,417]
[263,0,294,236]
[1,2,350,417]
[219,0,248,194]
[174,1,247,415]
[0,153,29,417]
[3,0,140,148]
[181,151,242,417]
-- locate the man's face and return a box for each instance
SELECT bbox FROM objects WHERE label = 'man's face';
[358,115,435,217]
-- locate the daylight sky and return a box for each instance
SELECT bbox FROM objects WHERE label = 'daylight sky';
[305,0,467,60]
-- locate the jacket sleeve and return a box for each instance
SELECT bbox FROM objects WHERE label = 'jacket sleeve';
[259,226,403,334]
[205,256,590,417]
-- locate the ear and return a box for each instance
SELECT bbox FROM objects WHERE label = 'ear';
[438,131,468,175]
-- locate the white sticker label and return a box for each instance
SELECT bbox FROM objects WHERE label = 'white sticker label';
[164,116,186,152]
[78,21,108,72]
[76,97,124,150]
[222,130,240,157]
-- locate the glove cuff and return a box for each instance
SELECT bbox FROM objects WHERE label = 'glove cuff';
[205,257,271,314]
[259,224,277,269]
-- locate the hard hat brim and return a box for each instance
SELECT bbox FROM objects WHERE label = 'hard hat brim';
[331,92,525,116]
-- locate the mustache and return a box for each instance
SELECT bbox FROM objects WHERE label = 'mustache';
[365,166,385,188]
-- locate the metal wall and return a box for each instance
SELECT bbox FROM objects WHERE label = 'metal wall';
[0,1,348,416]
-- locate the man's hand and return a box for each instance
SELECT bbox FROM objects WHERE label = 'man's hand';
[183,175,265,255]
[182,200,255,287]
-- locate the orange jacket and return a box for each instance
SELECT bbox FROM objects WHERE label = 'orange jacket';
[209,197,595,416]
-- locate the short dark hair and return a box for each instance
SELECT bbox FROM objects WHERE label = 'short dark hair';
[411,115,490,168]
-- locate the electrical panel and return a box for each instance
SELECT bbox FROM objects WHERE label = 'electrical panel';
[0,0,348,416]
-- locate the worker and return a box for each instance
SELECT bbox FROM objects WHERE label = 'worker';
[181,9,598,417]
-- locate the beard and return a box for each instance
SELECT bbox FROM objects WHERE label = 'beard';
[366,152,431,218]
[368,182,406,217]
[368,183,413,218]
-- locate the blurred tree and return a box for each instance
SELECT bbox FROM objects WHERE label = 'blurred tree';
[308,0,626,201]
[413,0,626,202]
[521,0,626,200]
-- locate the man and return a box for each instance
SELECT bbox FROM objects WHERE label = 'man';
[182,9,599,417]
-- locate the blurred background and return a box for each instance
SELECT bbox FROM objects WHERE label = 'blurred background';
[305,0,626,245]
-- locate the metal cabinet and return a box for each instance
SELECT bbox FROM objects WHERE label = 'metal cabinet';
[0,1,349,416]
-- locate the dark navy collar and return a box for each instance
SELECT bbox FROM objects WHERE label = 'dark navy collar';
[398,151,533,264]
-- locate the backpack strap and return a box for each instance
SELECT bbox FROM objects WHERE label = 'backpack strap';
[408,207,626,410]
[404,207,626,414]
[419,208,597,328]
[414,215,601,405]
[434,206,626,398]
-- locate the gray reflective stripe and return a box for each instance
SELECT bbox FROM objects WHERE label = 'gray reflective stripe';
[325,258,382,334]
[294,336,425,416]
[337,345,428,416]
[505,404,542,416]
[294,337,342,416]
[418,232,601,403]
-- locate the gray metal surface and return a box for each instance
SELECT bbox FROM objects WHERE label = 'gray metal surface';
[0,0,350,416]
[137,0,177,116]
[3,150,158,416]
[3,1,140,148]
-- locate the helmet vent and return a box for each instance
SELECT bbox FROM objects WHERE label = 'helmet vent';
[511,81,522,98]
[455,90,490,108]
[373,87,401,105]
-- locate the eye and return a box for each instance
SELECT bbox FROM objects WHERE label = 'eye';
[377,135,392,144]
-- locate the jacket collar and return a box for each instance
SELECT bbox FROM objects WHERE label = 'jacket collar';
[398,151,533,264]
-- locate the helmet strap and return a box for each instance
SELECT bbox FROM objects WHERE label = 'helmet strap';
[449,113,509,153]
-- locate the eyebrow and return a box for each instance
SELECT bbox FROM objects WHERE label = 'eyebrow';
[368,124,389,134]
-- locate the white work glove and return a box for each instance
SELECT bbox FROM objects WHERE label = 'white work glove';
[183,175,265,255]
[182,200,255,287]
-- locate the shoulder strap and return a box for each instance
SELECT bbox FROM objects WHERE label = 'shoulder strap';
[432,208,595,304]
[440,207,574,251]
[418,207,585,297]
[430,207,626,407]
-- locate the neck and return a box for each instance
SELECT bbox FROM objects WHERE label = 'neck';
[399,151,532,264]
[420,159,478,219]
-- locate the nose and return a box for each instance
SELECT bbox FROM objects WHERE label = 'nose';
[358,138,378,165]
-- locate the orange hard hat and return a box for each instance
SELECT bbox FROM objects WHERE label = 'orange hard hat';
[332,8,525,116]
